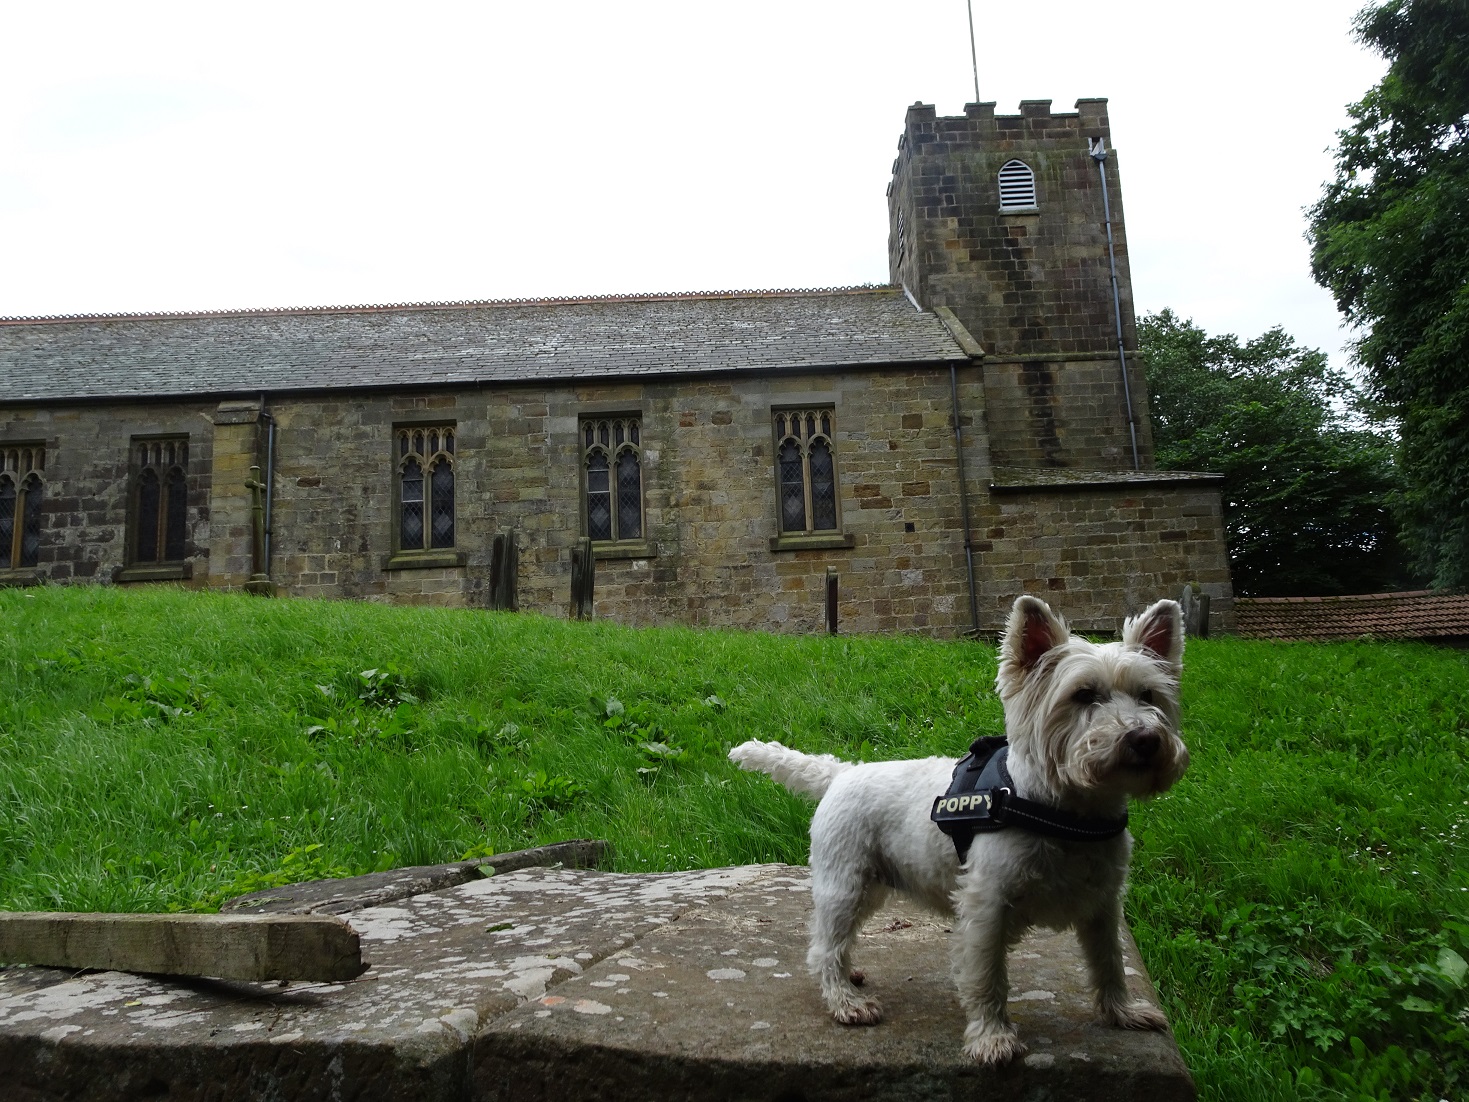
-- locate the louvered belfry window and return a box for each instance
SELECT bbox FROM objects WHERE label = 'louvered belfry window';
[397,426,455,551]
[0,444,44,570]
[131,438,189,564]
[998,159,1037,210]
[775,409,839,535]
[582,417,643,542]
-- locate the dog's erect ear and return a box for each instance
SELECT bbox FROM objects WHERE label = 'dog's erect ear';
[1002,595,1070,670]
[1122,600,1184,665]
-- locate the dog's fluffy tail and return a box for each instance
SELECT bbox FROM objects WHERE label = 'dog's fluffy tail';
[728,739,853,800]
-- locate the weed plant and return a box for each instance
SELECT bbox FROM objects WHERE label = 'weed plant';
[0,585,1464,1101]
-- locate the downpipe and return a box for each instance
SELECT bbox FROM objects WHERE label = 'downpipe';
[950,364,981,637]
[1088,138,1141,471]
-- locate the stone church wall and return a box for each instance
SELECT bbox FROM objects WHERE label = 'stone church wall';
[3,362,1231,637]
[0,401,215,585]
[253,367,985,635]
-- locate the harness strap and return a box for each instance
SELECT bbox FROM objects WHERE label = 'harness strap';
[930,738,1128,862]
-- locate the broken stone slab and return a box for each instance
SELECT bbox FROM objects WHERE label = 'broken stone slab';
[0,865,1195,1101]
[220,839,609,915]
[0,912,364,983]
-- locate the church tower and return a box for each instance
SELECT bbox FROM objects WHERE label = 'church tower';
[888,99,1153,471]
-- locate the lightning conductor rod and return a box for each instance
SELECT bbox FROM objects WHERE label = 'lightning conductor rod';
[1089,137,1141,471]
[966,0,980,103]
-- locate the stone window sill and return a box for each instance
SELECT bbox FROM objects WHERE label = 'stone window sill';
[998,205,1039,215]
[592,540,657,561]
[769,532,856,552]
[0,569,41,588]
[117,563,193,583]
[383,550,467,571]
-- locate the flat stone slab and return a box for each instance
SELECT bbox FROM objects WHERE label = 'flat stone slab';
[0,865,1194,1101]
[220,839,609,915]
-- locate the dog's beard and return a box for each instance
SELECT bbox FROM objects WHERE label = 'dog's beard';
[1002,641,1189,807]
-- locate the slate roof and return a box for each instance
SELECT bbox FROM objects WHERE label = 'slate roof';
[1235,591,1469,643]
[0,287,972,403]
[990,466,1223,492]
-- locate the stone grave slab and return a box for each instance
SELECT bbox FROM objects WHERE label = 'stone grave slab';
[0,864,1195,1101]
[478,868,1193,1101]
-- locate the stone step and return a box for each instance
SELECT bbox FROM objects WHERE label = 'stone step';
[0,864,1194,1101]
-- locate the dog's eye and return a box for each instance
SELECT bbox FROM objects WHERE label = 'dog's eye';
[1072,687,1101,706]
[1137,688,1155,706]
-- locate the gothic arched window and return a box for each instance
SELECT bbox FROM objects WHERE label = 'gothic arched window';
[998,159,1037,210]
[130,437,189,565]
[774,409,840,535]
[582,416,643,543]
[396,425,455,551]
[0,444,45,570]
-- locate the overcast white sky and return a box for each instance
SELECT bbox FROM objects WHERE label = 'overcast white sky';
[1,1,1383,367]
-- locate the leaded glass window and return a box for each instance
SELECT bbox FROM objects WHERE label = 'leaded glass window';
[773,409,840,535]
[396,425,455,551]
[130,437,188,564]
[582,416,642,542]
[0,444,44,570]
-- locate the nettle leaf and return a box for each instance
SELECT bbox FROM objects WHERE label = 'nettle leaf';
[1399,995,1437,1013]
[1436,947,1467,986]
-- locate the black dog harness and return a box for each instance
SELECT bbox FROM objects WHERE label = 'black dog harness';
[930,736,1129,862]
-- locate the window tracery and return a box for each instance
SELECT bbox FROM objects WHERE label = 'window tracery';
[582,416,643,543]
[131,437,188,565]
[774,409,839,535]
[0,444,44,570]
[396,425,455,551]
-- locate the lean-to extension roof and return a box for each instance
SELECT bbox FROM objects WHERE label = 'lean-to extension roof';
[1235,591,1469,643]
[0,287,972,403]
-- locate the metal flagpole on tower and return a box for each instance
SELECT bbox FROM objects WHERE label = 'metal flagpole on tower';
[966,0,980,103]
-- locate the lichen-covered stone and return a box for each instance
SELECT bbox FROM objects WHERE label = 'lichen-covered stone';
[0,864,1194,1101]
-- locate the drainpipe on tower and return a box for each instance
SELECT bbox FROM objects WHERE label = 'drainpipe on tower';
[1088,138,1141,471]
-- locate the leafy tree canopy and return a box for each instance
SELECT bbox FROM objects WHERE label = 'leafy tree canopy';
[1308,0,1469,589]
[1141,310,1406,597]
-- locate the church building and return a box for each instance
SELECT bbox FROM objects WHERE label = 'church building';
[0,100,1232,637]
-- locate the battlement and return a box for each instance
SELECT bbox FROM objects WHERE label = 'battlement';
[895,99,1111,165]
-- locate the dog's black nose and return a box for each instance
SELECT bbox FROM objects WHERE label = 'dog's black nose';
[1123,728,1160,764]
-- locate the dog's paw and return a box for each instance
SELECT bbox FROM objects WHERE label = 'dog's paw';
[831,995,883,1026]
[962,1022,1026,1066]
[1100,999,1169,1032]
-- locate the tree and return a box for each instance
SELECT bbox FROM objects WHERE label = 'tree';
[1308,0,1469,590]
[1140,310,1406,597]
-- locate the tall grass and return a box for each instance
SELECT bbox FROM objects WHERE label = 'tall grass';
[0,585,1464,1101]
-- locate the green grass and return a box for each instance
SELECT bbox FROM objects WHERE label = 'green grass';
[1,585,1465,1101]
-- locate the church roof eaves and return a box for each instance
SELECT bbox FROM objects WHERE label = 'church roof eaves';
[0,286,974,403]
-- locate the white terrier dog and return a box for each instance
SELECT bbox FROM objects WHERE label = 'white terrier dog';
[729,595,1189,1065]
